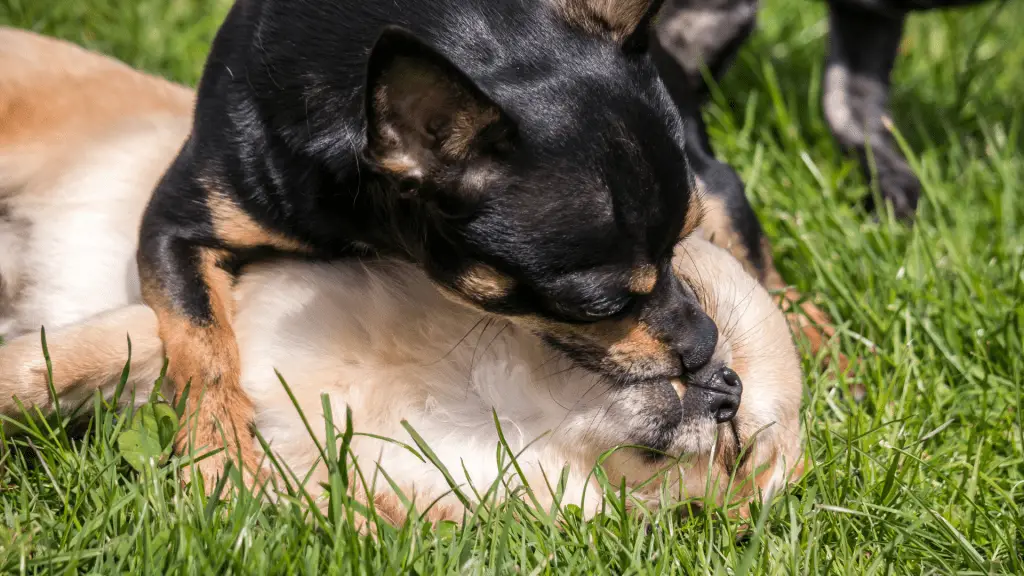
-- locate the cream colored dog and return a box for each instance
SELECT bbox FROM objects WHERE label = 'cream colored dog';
[0,28,804,522]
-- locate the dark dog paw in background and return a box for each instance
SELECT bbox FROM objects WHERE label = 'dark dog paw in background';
[653,0,993,223]
[855,142,922,220]
[823,0,923,221]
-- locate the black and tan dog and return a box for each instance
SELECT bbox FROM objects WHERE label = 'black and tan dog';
[123,0,844,488]
[0,29,807,518]
[653,0,994,221]
[134,0,713,486]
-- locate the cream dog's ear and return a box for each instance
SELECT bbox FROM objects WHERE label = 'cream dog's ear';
[668,236,804,511]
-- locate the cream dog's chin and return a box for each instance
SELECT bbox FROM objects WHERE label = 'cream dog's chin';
[0,27,804,522]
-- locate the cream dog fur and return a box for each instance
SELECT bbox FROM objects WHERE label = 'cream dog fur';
[0,28,804,522]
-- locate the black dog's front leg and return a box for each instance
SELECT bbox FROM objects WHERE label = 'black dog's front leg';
[823,1,920,219]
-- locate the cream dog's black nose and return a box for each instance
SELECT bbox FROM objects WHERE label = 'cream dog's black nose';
[686,366,742,423]
[709,367,742,422]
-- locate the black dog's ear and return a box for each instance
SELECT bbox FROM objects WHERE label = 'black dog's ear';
[364,26,513,179]
[556,0,665,50]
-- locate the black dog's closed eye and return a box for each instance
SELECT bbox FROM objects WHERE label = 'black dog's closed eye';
[552,293,636,323]
[543,234,701,324]
[540,268,641,323]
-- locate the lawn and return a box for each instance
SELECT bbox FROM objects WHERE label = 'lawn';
[1,0,1023,573]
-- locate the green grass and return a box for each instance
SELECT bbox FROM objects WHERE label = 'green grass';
[2,0,1023,573]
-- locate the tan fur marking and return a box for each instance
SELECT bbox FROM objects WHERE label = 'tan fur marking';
[206,192,309,253]
[669,377,686,400]
[695,195,753,276]
[376,154,422,177]
[512,313,676,378]
[457,263,514,301]
[144,248,261,488]
[422,503,459,524]
[628,264,658,295]
[372,492,407,526]
[681,182,707,239]
[364,491,460,528]
[606,320,670,362]
[555,0,654,42]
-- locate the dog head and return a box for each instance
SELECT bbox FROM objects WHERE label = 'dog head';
[361,2,715,393]
[586,237,804,506]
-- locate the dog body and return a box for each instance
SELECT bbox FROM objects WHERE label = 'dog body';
[134,0,735,484]
[0,28,194,337]
[0,29,803,520]
[653,0,994,221]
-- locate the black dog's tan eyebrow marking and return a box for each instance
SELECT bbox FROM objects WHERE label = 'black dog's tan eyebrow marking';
[627,180,705,297]
[629,264,657,295]
[456,263,515,301]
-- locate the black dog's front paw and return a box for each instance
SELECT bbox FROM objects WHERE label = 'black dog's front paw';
[860,148,921,221]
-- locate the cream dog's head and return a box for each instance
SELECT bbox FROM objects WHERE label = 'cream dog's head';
[234,233,804,518]
[588,236,805,508]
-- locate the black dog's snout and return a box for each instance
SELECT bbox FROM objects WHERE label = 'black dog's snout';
[673,301,718,372]
[642,272,719,374]
[685,366,743,423]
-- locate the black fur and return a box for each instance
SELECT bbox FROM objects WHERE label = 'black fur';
[653,0,994,223]
[138,0,720,403]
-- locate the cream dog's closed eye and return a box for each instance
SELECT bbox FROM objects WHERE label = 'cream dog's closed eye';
[0,27,804,521]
